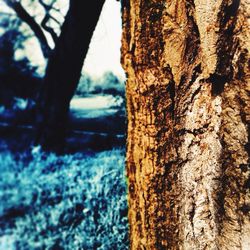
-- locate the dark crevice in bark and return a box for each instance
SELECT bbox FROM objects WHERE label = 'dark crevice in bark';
[139,2,164,66]
[236,49,248,80]
[209,73,228,96]
[164,161,176,172]
[189,198,196,234]
[244,177,250,190]
[176,123,210,137]
[178,63,201,93]
[222,0,240,23]
[239,204,250,215]
[153,184,168,249]
[163,65,176,121]
[190,85,201,103]
[179,74,187,90]
[216,173,227,227]
[128,181,136,199]
[240,164,249,173]
[211,1,239,97]
[190,64,202,85]
[168,80,176,119]
[185,0,201,65]
[245,141,250,159]
[142,190,150,241]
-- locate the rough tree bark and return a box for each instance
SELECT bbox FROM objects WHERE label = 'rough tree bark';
[122,0,249,249]
[36,0,105,151]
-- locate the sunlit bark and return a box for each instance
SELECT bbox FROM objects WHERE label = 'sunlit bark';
[122,0,250,249]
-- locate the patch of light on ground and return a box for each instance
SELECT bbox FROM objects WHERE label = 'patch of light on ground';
[70,95,116,110]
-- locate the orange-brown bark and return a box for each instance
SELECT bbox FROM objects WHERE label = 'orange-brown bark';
[122,0,249,249]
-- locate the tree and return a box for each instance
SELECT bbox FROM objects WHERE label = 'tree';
[121,0,249,249]
[3,0,56,58]
[35,0,105,151]
[0,16,39,106]
[3,0,105,151]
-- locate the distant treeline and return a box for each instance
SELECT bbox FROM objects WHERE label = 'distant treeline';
[75,72,125,97]
[0,17,41,107]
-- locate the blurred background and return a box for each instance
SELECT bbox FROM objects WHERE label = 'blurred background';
[0,0,128,249]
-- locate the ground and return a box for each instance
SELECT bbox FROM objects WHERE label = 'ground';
[0,94,128,249]
[0,148,128,249]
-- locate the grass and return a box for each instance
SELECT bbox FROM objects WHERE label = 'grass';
[0,148,128,250]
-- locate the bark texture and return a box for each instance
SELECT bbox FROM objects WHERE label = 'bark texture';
[121,0,250,249]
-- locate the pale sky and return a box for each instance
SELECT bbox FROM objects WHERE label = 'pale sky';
[83,0,125,79]
[0,0,125,79]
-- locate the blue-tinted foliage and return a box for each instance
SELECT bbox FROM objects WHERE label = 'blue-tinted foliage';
[0,149,128,249]
[76,72,125,98]
[0,16,41,107]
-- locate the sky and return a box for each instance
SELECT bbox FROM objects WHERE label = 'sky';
[0,0,125,79]
[83,0,125,79]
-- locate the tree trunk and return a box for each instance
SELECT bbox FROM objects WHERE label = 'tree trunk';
[121,0,249,249]
[36,0,105,151]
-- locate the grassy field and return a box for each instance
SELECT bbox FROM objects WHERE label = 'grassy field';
[0,148,128,249]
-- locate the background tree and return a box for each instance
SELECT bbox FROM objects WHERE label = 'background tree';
[2,0,105,151]
[3,0,60,58]
[122,0,249,249]
[36,0,105,151]
[0,16,39,107]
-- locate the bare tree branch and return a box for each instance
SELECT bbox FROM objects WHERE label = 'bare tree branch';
[38,0,60,12]
[3,0,51,58]
[41,15,58,44]
[38,0,61,44]
[49,15,61,26]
